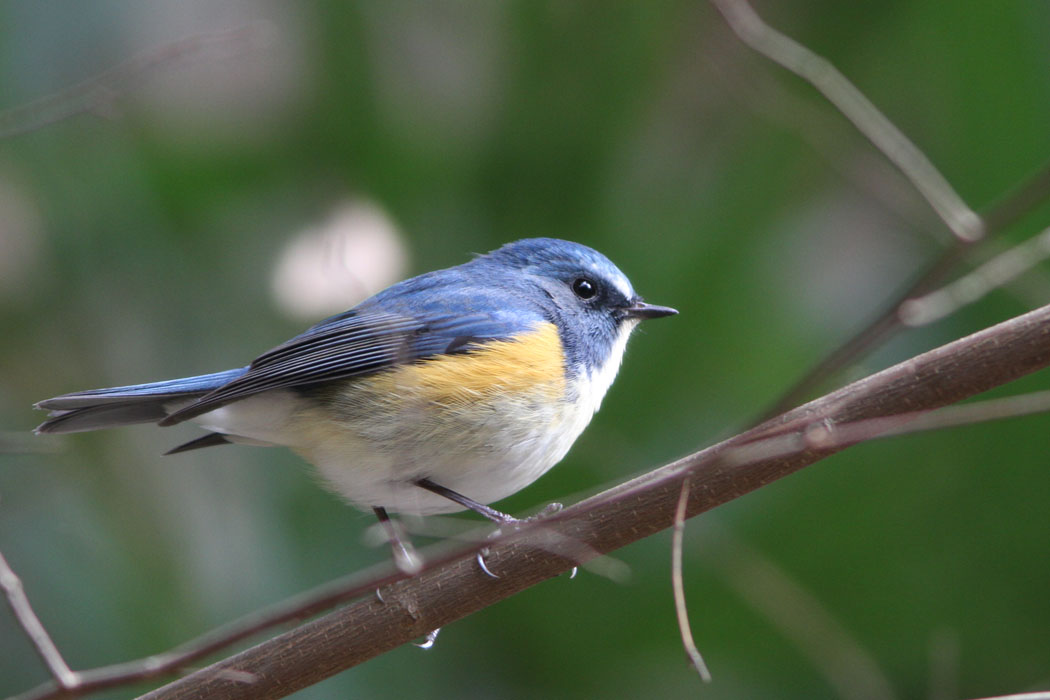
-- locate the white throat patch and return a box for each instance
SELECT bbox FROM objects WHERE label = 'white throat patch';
[578,318,639,416]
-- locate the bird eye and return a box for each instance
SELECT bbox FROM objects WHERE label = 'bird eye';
[572,277,597,299]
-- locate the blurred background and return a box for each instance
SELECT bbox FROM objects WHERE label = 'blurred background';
[2,1,1050,698]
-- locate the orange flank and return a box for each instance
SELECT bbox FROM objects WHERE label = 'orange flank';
[370,322,566,403]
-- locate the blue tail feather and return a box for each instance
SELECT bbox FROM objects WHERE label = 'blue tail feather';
[35,367,248,434]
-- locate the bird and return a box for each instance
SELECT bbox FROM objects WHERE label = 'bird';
[35,238,676,568]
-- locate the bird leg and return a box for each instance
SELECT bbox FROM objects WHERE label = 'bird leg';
[413,477,517,524]
[373,506,422,575]
[413,478,567,578]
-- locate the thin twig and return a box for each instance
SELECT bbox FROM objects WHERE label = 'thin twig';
[709,0,983,243]
[15,386,1049,700]
[8,535,489,700]
[900,225,1050,326]
[711,0,1050,423]
[724,389,1050,470]
[0,551,78,690]
[671,477,711,682]
[15,304,1050,700]
[927,628,959,700]
[0,22,274,139]
[9,512,601,700]
[702,29,933,238]
[117,302,1050,700]
[754,161,1050,422]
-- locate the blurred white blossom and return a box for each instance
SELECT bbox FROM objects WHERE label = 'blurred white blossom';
[271,200,408,320]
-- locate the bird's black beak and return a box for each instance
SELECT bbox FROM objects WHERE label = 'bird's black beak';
[622,299,678,320]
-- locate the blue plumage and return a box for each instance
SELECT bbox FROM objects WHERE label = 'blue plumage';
[35,368,248,434]
[34,238,676,522]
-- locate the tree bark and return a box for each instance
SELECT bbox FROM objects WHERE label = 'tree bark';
[137,302,1050,700]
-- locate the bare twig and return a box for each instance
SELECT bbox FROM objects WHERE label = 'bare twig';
[927,628,959,700]
[702,30,934,237]
[0,552,78,690]
[755,161,1050,421]
[724,389,1050,469]
[900,225,1050,326]
[7,5,1047,699]
[17,383,1050,700]
[8,511,606,700]
[0,22,273,139]
[8,539,484,700]
[671,477,711,682]
[709,0,982,243]
[15,302,1050,700]
[711,0,1050,423]
[104,302,1050,700]
[0,431,56,454]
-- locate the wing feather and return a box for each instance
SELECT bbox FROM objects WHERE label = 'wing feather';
[159,309,510,425]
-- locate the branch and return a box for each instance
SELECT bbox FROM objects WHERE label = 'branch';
[123,302,1050,700]
[0,552,77,690]
[8,5,1048,699]
[755,160,1050,422]
[671,477,711,681]
[707,0,1050,422]
[0,23,273,139]
[708,0,982,243]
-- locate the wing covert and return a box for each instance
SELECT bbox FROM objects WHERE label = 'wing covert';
[159,309,512,425]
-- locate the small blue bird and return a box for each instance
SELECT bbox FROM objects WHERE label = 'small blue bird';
[36,238,675,554]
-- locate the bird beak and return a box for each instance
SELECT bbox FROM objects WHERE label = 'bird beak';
[622,299,678,320]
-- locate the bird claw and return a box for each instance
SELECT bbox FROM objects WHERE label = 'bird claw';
[475,503,565,578]
[476,547,499,578]
[413,628,441,649]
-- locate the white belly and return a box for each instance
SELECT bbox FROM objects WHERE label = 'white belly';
[192,321,636,516]
[287,381,597,515]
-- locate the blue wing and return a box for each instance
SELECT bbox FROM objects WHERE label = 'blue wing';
[37,264,548,435]
[158,307,517,425]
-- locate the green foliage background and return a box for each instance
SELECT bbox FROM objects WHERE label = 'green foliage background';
[2,2,1049,698]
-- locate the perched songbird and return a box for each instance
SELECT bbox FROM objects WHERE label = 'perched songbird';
[36,238,676,565]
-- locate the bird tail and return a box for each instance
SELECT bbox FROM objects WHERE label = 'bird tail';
[34,368,248,435]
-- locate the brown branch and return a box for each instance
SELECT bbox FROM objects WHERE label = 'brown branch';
[671,477,711,682]
[756,160,1050,422]
[709,0,982,243]
[8,5,1048,699]
[900,225,1050,326]
[9,551,456,700]
[115,302,1050,700]
[707,0,1050,422]
[18,383,1050,700]
[0,552,78,690]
